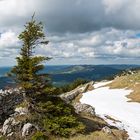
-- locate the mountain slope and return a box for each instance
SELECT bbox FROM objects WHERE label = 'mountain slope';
[108,69,140,102]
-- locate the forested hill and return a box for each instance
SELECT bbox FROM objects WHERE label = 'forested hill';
[0,65,139,89]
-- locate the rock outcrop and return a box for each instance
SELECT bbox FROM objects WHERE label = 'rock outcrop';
[15,107,28,115]
[0,106,37,139]
[73,103,95,116]
[60,81,94,103]
[102,126,112,134]
[60,81,95,117]
[1,116,21,136]
[22,123,37,137]
[0,88,23,122]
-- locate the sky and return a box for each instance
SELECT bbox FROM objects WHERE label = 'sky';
[0,0,140,66]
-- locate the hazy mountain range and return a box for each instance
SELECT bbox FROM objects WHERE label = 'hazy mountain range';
[0,64,139,89]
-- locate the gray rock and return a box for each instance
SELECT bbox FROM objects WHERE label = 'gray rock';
[60,90,80,103]
[60,81,94,103]
[15,107,28,115]
[73,103,95,116]
[1,116,20,136]
[22,123,36,137]
[1,117,14,135]
[7,132,14,137]
[102,126,112,134]
[0,88,23,121]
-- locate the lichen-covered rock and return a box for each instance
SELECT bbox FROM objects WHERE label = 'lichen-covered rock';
[22,123,36,137]
[73,103,95,116]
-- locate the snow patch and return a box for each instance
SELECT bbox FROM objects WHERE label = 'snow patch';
[94,81,112,89]
[80,81,140,140]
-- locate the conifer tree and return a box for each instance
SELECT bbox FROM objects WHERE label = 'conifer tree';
[10,15,50,98]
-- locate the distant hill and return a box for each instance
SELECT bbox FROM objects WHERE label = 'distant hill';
[50,65,140,86]
[0,65,139,88]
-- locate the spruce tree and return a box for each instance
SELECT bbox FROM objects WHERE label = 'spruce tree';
[8,16,85,138]
[10,15,50,98]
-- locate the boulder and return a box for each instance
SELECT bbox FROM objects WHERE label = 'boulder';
[73,103,95,116]
[22,123,36,137]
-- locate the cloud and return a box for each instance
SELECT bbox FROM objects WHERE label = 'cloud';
[1,0,140,33]
[0,31,19,48]
[36,28,140,61]
[0,30,19,59]
[0,0,140,65]
[0,28,139,66]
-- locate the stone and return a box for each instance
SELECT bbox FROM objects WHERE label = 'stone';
[0,88,23,122]
[102,126,112,134]
[15,107,28,115]
[73,103,95,116]
[1,116,20,136]
[60,81,94,103]
[7,132,14,137]
[22,123,36,137]
[1,117,14,135]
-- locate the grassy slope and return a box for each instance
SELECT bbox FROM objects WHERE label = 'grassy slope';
[55,89,128,140]
[108,70,140,102]
[53,113,128,140]
[65,70,140,139]
[59,130,128,140]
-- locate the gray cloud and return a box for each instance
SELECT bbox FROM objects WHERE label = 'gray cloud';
[1,0,140,33]
[0,0,140,66]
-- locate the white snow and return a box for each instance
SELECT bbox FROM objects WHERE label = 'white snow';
[93,81,112,88]
[80,81,140,140]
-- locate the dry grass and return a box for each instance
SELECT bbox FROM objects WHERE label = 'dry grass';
[51,78,130,140]
[108,71,140,102]
[54,129,128,140]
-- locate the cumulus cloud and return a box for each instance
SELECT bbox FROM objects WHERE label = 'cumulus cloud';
[0,28,140,65]
[0,30,19,60]
[0,0,140,65]
[35,28,140,62]
[0,31,19,48]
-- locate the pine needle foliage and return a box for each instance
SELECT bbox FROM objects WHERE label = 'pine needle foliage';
[9,15,51,97]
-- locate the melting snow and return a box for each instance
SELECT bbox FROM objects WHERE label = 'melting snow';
[80,81,140,140]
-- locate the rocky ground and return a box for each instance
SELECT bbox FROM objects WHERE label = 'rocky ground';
[0,81,128,140]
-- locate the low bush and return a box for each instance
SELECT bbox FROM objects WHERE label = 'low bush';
[31,131,48,140]
[31,96,85,138]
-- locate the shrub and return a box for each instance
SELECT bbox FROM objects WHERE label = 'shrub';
[32,96,85,138]
[43,115,85,137]
[31,131,48,140]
